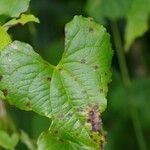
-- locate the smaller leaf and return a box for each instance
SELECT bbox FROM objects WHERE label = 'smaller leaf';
[3,14,40,30]
[86,0,131,23]
[0,0,30,17]
[0,26,11,50]
[0,130,19,150]
[125,0,150,50]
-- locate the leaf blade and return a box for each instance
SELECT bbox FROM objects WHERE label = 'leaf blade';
[0,0,30,17]
[0,16,113,149]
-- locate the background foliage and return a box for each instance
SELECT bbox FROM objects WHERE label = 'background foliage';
[0,0,150,150]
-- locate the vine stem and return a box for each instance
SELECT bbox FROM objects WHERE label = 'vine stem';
[111,21,147,150]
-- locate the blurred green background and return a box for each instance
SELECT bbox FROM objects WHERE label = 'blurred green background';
[0,0,150,150]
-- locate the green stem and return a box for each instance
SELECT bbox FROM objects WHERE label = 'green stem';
[111,22,130,86]
[111,21,147,150]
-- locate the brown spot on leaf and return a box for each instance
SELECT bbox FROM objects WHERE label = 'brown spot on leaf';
[89,27,94,32]
[0,75,3,81]
[88,106,102,132]
[89,110,94,116]
[80,58,86,64]
[93,65,99,70]
[2,89,8,97]
[47,77,51,81]
[54,130,58,134]
[58,67,63,72]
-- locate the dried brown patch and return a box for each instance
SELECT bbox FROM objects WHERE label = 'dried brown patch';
[88,106,102,132]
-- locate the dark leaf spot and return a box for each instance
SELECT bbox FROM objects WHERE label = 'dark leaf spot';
[89,27,94,32]
[47,77,51,81]
[58,67,63,72]
[80,59,86,64]
[93,65,99,70]
[2,89,8,97]
[59,139,64,142]
[89,111,94,116]
[88,106,102,132]
[87,119,91,123]
[54,130,58,134]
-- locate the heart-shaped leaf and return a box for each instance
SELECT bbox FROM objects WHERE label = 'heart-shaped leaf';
[0,16,113,149]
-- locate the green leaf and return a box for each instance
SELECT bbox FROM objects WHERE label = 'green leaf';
[125,0,150,50]
[0,130,19,150]
[86,0,132,23]
[0,26,11,50]
[86,0,150,49]
[0,16,113,149]
[3,14,39,30]
[0,0,30,17]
